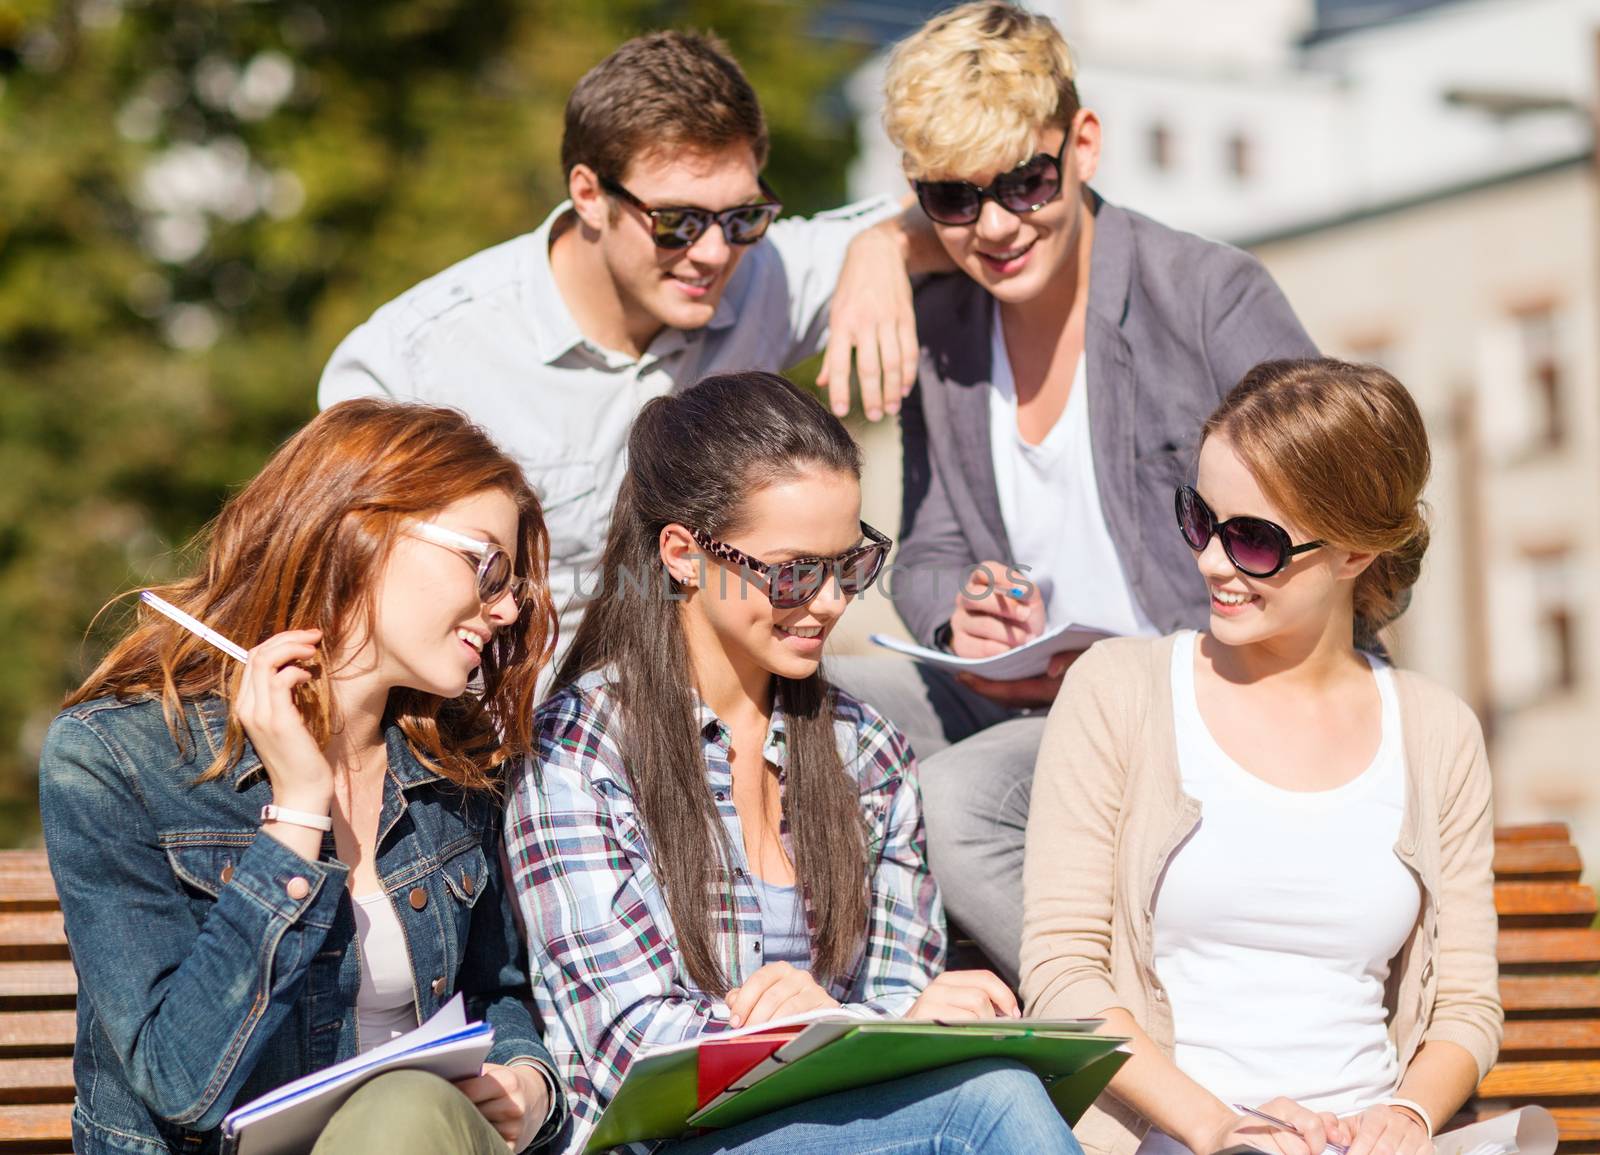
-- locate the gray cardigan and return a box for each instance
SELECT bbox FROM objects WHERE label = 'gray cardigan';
[891,194,1320,646]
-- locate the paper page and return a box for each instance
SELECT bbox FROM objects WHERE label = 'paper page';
[869,623,1113,681]
[1435,1106,1558,1155]
[226,995,469,1126]
[231,1031,494,1155]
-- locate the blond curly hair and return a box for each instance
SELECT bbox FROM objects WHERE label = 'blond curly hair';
[883,1,1080,181]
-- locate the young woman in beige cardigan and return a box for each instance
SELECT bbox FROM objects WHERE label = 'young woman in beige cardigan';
[1021,359,1501,1155]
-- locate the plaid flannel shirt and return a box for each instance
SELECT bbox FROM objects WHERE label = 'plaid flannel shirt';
[504,671,946,1155]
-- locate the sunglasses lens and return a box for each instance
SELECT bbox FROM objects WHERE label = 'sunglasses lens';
[1221,519,1286,577]
[722,205,779,245]
[915,181,981,225]
[995,154,1062,214]
[650,208,705,249]
[1177,487,1212,552]
[769,561,827,609]
[838,547,887,596]
[478,548,513,603]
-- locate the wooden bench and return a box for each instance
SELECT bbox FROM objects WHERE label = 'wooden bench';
[4,825,1600,1152]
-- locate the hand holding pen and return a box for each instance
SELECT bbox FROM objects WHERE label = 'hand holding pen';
[142,592,334,852]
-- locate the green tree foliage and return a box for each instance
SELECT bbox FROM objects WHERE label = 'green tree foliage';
[0,0,865,845]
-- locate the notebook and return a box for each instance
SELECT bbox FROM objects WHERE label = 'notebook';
[869,622,1113,681]
[222,995,494,1155]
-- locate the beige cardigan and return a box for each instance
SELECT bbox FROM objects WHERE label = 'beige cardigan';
[1020,634,1502,1155]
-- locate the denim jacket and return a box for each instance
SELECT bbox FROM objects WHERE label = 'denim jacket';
[38,693,566,1155]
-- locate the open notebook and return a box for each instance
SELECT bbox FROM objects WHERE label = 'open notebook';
[222,995,493,1155]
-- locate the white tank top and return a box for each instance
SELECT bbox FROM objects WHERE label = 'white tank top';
[352,890,420,1054]
[1137,632,1420,1155]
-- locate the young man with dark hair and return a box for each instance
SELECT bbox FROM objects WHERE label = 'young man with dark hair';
[321,31,936,661]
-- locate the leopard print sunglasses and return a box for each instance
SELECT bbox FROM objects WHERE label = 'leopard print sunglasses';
[688,522,892,609]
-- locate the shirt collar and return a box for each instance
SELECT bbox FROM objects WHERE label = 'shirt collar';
[524,201,593,366]
[694,693,789,773]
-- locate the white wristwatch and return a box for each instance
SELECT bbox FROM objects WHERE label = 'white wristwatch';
[260,803,334,832]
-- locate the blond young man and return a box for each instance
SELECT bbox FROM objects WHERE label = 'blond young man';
[833,1,1318,981]
[320,32,940,667]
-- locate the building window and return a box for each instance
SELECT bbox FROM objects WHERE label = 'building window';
[1148,122,1172,172]
[1527,543,1579,694]
[1514,304,1565,450]
[1225,131,1252,181]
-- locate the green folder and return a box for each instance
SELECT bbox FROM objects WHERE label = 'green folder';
[583,1019,1127,1153]
[690,1022,1127,1131]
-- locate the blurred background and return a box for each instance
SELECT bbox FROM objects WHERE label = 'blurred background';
[4,0,1599,869]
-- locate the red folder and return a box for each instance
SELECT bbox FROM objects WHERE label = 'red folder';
[695,1026,808,1110]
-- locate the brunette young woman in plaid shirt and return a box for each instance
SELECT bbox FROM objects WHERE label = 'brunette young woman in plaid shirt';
[504,372,1082,1155]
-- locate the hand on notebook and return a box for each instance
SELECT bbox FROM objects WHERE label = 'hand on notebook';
[454,1062,552,1152]
[1202,1098,1343,1155]
[948,565,1074,706]
[957,649,1079,709]
[949,563,1045,657]
[907,969,1018,1021]
[1340,1103,1428,1155]
[726,962,840,1029]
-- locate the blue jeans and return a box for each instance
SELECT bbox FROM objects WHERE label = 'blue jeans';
[658,1058,1082,1154]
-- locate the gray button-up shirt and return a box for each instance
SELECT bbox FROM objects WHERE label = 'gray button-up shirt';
[318,196,897,665]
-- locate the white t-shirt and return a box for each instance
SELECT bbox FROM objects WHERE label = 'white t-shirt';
[987,303,1156,637]
[1137,631,1420,1155]
[352,890,420,1054]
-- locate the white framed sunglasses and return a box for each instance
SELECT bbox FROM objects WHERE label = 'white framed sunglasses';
[405,520,532,608]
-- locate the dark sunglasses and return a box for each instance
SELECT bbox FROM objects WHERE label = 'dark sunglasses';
[1175,486,1324,579]
[599,175,783,250]
[911,137,1070,226]
[689,522,892,609]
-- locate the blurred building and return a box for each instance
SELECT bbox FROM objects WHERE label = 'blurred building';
[839,0,1600,853]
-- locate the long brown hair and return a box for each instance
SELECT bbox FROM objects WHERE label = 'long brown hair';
[67,399,557,790]
[1204,358,1432,648]
[559,372,869,995]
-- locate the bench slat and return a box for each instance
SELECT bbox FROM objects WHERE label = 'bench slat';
[1478,1060,1600,1098]
[0,1013,75,1058]
[1497,823,1574,843]
[1502,976,1600,1013]
[1495,842,1585,880]
[1498,882,1600,922]
[0,965,75,1011]
[0,1059,73,1106]
[1500,930,1600,968]
[0,1102,72,1150]
[1503,1020,1600,1056]
[0,917,66,964]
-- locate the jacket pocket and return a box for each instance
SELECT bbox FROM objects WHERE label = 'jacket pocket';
[163,835,255,899]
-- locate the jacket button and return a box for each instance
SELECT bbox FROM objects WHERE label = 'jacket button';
[431,977,446,996]
[220,865,234,885]
[461,871,475,897]
[285,877,310,901]
[409,887,428,910]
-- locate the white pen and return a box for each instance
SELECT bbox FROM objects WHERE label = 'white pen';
[139,590,249,663]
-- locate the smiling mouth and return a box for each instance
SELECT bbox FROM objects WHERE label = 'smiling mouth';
[978,240,1035,264]
[455,627,486,652]
[776,624,824,640]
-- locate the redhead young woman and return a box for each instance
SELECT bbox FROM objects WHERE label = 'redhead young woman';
[1020,359,1502,1155]
[40,401,566,1155]
[505,371,1082,1155]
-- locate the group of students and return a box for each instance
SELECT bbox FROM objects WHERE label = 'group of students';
[39,5,1502,1155]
